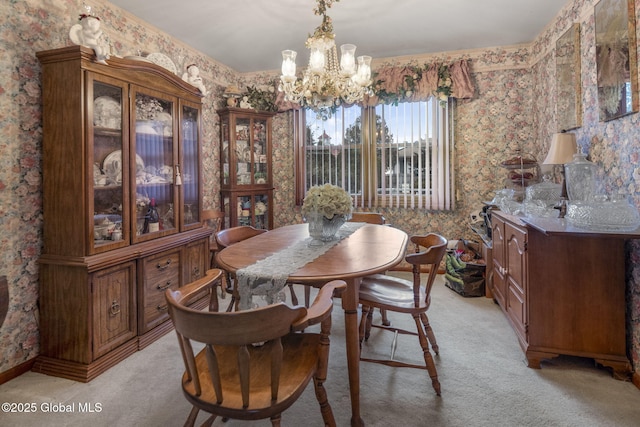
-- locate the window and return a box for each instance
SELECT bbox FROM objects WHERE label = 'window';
[295,98,455,210]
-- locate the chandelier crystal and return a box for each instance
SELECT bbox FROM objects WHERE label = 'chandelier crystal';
[278,0,373,116]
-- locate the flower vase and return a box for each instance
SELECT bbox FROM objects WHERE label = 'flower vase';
[306,211,347,245]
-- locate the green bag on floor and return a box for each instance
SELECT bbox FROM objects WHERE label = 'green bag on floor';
[444,251,486,297]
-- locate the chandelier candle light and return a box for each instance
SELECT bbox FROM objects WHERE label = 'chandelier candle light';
[279,0,373,116]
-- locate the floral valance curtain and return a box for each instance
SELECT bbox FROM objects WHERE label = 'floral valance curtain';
[275,59,474,112]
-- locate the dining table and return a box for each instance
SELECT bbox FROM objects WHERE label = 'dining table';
[215,222,408,426]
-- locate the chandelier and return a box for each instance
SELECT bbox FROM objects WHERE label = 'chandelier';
[278,0,373,116]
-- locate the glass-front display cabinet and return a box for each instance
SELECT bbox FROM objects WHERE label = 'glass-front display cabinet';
[37,46,211,382]
[221,190,273,230]
[90,85,202,250]
[218,108,275,229]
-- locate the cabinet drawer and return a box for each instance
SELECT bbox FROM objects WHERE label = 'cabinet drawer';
[140,250,181,332]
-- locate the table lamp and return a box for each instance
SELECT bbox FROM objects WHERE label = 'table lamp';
[543,132,577,217]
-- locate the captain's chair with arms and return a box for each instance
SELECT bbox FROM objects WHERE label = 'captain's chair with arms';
[165,269,346,427]
[358,233,448,396]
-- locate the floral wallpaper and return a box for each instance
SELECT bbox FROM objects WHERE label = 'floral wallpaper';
[0,0,639,381]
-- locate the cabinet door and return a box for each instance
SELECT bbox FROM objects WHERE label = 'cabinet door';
[180,101,202,230]
[92,262,137,359]
[184,238,207,284]
[491,216,507,308]
[139,248,181,333]
[221,114,230,186]
[88,74,129,254]
[131,86,179,243]
[505,222,528,341]
[251,117,269,185]
[235,117,253,185]
[223,191,272,229]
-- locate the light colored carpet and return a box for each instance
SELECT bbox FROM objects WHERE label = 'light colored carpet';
[2,274,640,426]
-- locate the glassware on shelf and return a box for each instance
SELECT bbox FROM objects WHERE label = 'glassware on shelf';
[564,150,597,202]
[162,203,174,230]
[523,174,562,218]
[525,174,561,206]
[184,203,194,224]
[565,194,640,231]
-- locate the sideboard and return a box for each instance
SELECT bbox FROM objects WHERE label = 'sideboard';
[490,210,640,379]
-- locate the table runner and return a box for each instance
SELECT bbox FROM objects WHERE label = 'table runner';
[236,222,364,309]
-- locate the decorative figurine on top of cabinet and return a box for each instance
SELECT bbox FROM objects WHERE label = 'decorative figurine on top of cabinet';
[239,96,253,109]
[223,85,242,107]
[69,5,110,64]
[182,64,208,96]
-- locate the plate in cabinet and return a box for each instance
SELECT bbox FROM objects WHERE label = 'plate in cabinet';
[103,150,145,184]
[146,53,177,75]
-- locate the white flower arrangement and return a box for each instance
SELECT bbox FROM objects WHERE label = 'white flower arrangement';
[302,183,353,219]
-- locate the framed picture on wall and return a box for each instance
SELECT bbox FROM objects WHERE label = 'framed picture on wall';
[595,0,638,121]
[556,23,582,131]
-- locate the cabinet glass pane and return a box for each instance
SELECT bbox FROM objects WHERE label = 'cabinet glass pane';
[254,193,269,229]
[253,119,268,184]
[235,118,251,185]
[221,116,230,186]
[134,92,175,236]
[182,105,200,226]
[235,194,269,229]
[93,81,124,249]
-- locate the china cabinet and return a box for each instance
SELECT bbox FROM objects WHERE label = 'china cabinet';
[490,210,640,379]
[218,108,275,229]
[35,46,210,381]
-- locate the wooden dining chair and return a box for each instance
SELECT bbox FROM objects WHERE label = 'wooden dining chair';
[358,233,448,396]
[166,269,346,427]
[201,209,225,269]
[349,211,386,225]
[201,209,226,302]
[216,226,300,311]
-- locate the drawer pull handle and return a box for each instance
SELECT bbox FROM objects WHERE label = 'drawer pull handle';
[156,259,172,271]
[156,281,172,291]
[156,304,168,312]
[109,300,121,316]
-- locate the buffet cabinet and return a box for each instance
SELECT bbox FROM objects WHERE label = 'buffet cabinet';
[490,210,639,379]
[35,46,211,382]
[218,108,275,229]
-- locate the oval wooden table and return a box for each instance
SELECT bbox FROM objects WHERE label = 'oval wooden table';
[216,223,408,426]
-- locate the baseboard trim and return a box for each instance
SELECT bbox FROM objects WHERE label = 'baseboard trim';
[0,358,36,385]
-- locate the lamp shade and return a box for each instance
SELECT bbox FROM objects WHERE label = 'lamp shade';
[543,132,577,165]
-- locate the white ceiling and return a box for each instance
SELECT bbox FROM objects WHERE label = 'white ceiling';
[108,0,567,73]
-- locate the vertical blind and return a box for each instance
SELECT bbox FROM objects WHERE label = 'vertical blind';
[298,98,454,211]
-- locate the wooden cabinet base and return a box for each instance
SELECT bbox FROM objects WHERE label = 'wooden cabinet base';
[525,349,632,380]
[491,211,639,381]
[33,293,209,382]
[33,339,138,383]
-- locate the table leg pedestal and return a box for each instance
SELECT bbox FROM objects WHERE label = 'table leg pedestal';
[343,277,364,427]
